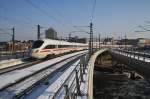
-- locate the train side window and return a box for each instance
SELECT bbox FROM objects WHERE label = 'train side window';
[58,45,69,48]
[58,45,63,48]
[44,45,55,49]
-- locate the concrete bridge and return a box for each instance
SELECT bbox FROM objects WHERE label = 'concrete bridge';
[1,48,150,99]
[86,48,150,99]
[87,48,108,99]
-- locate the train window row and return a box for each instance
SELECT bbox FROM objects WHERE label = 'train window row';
[44,45,56,49]
[58,45,71,48]
[44,45,76,49]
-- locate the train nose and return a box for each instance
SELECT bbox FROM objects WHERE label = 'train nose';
[34,50,39,53]
[30,49,39,53]
[30,49,40,58]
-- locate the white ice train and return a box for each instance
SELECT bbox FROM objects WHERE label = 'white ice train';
[30,39,88,59]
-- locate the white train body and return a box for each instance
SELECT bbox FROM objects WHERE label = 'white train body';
[30,39,88,59]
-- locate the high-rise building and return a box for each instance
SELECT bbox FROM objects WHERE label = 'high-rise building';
[45,28,57,39]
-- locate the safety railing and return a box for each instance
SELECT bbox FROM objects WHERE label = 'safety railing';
[112,49,150,62]
[52,54,88,99]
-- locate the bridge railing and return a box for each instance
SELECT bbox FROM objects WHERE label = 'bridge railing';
[112,49,150,62]
[52,55,88,99]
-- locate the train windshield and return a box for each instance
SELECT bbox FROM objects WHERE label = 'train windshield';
[32,40,44,48]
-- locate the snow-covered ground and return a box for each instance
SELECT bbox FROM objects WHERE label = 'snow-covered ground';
[0,54,83,99]
[37,60,80,99]
[0,58,24,69]
[24,54,89,99]
[0,51,86,90]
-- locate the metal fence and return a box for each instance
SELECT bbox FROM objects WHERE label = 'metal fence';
[113,49,150,62]
[52,55,88,99]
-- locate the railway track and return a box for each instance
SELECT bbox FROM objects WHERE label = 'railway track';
[33,54,88,99]
[0,51,87,99]
[0,50,83,75]
[0,59,42,75]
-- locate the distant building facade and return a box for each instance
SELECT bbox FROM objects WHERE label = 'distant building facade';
[68,36,87,43]
[45,28,57,39]
[117,39,138,45]
[0,40,33,51]
[138,38,150,47]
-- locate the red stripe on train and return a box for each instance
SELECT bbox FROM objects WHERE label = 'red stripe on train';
[40,48,74,52]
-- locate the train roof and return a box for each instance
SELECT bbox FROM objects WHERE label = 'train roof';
[40,39,87,46]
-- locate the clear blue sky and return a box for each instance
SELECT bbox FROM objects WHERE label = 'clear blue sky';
[0,0,150,41]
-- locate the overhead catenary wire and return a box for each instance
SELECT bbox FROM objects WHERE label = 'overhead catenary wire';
[0,5,35,26]
[33,0,92,32]
[25,0,63,24]
[145,20,150,24]
[37,0,81,30]
[138,25,150,32]
[0,28,10,34]
[1,0,95,40]
[25,0,78,36]
[40,0,65,20]
[0,15,35,27]
[90,0,97,22]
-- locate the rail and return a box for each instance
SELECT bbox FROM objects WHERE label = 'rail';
[0,51,87,99]
[0,59,42,75]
